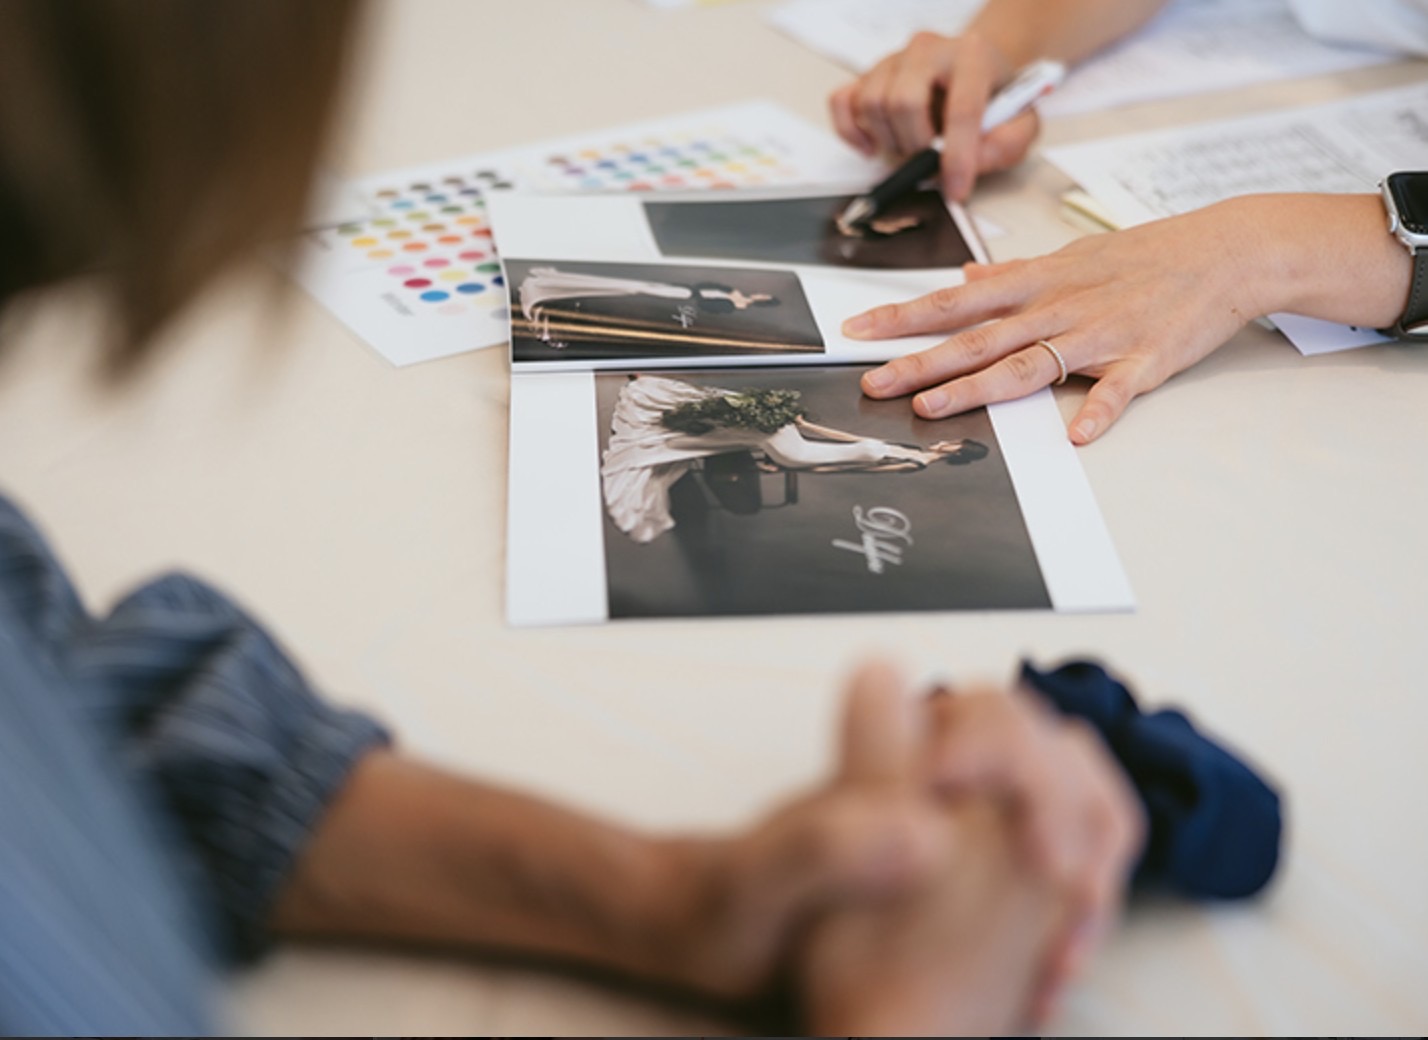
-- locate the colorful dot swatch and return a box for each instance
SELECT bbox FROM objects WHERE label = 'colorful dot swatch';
[317,187,506,326]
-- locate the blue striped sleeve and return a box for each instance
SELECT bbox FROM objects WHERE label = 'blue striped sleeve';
[0,495,390,961]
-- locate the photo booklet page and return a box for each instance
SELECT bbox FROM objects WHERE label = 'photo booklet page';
[490,186,1135,624]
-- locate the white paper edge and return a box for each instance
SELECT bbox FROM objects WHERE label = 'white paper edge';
[507,371,608,626]
[989,390,1135,613]
[949,200,990,264]
[1268,311,1390,356]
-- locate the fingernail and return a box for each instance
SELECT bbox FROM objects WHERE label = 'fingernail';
[917,389,949,414]
[1071,418,1097,443]
[863,366,893,392]
[842,312,874,337]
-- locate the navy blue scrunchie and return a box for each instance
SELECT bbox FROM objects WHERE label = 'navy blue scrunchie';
[1020,660,1283,900]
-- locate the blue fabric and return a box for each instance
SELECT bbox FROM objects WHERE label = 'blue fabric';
[1021,659,1283,899]
[0,493,389,1033]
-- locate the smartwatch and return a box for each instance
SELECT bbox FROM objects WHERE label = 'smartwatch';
[1379,171,1428,340]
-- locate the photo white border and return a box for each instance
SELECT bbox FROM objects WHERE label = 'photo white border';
[507,371,607,626]
[989,390,1135,612]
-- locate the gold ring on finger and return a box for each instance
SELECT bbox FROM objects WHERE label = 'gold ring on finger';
[1034,338,1068,386]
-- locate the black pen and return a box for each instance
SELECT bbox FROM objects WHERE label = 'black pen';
[837,59,1066,231]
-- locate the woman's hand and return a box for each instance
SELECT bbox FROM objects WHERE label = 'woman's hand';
[919,685,1146,1021]
[794,662,1055,1035]
[847,198,1282,443]
[800,797,1067,1034]
[829,30,1040,201]
[827,0,1176,200]
[848,193,1413,443]
[652,661,954,1002]
[684,665,1145,1031]
[794,667,1144,1034]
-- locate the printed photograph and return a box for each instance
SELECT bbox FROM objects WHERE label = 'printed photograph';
[595,366,1050,618]
[643,190,977,270]
[505,259,825,363]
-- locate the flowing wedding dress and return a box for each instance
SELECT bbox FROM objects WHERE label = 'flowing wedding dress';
[601,375,896,543]
[519,268,706,344]
[519,268,694,317]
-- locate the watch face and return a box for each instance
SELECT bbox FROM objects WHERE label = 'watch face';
[1388,173,1428,235]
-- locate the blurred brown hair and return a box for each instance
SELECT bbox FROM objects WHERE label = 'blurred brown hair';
[0,0,363,374]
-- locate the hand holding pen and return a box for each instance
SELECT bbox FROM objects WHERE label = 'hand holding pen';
[838,59,1065,230]
[831,27,1065,200]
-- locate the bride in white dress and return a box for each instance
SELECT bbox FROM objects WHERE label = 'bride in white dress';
[601,375,987,543]
[518,267,776,347]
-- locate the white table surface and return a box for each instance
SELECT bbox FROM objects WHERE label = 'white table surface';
[1,0,1426,1033]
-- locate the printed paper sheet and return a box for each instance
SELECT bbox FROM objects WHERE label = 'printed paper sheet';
[496,189,1133,623]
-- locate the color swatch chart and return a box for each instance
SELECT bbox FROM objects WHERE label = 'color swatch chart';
[287,101,881,367]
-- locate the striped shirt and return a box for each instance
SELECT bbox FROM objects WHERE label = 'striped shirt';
[0,493,388,1033]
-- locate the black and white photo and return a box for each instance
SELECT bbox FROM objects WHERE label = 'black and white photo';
[643,190,977,270]
[594,366,1050,618]
[506,259,825,363]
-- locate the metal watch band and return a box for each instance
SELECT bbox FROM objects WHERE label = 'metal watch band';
[1387,245,1428,340]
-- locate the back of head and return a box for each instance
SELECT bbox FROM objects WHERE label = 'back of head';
[943,438,990,465]
[0,0,362,375]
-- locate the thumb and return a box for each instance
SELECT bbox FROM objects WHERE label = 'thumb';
[977,109,1040,173]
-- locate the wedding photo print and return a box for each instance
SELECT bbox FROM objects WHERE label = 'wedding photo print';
[594,366,1051,618]
[642,190,978,269]
[506,259,826,363]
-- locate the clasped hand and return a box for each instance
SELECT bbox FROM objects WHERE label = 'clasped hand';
[694,660,1145,1033]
